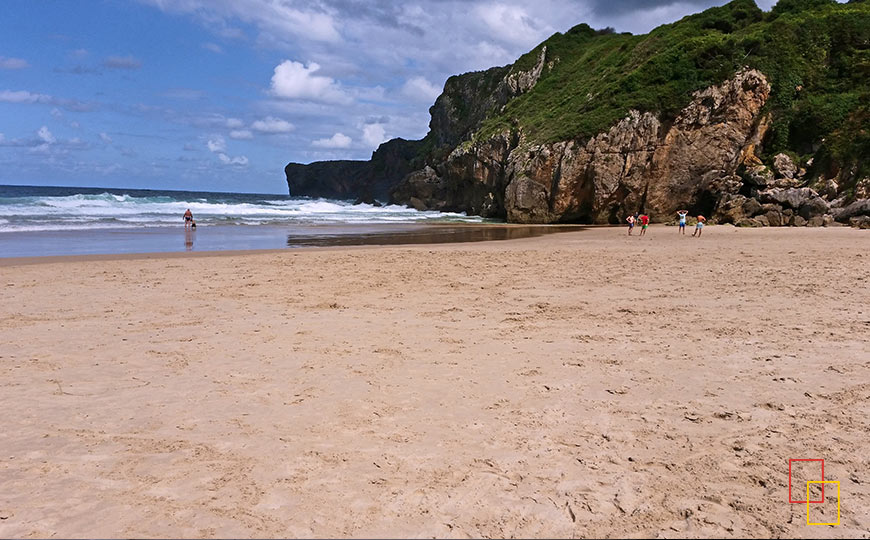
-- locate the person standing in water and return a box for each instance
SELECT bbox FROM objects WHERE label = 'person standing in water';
[693,215,707,237]
[677,210,689,234]
[183,208,193,228]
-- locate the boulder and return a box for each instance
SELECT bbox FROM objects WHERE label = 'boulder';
[790,215,807,227]
[736,217,760,227]
[806,216,824,227]
[766,210,782,227]
[850,215,870,229]
[773,153,797,179]
[798,196,830,220]
[832,198,870,223]
[713,194,747,224]
[742,197,763,217]
[754,214,770,227]
[758,187,819,210]
[822,214,836,227]
[856,178,870,200]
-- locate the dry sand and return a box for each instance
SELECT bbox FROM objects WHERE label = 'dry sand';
[0,225,868,538]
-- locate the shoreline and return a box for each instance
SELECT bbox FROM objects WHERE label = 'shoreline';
[0,223,856,267]
[0,222,586,266]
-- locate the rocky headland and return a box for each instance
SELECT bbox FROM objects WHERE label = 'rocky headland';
[286,0,870,227]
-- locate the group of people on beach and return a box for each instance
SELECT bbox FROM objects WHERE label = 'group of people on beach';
[627,210,706,236]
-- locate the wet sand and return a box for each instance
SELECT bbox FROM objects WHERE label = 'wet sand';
[0,223,582,258]
[0,225,868,538]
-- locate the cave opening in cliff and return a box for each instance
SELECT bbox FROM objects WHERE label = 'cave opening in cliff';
[692,189,719,218]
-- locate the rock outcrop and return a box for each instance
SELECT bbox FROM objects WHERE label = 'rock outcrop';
[393,69,773,223]
[285,138,422,202]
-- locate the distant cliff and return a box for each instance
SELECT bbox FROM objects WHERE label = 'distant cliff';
[285,138,423,203]
[286,0,870,227]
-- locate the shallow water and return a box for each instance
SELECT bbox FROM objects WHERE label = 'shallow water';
[0,223,585,258]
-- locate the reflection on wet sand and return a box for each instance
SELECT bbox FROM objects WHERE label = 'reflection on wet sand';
[184,228,195,251]
[286,224,585,248]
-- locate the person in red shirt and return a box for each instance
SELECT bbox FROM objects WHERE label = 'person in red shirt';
[639,213,650,236]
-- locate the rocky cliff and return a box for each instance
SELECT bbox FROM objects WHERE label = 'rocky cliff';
[285,138,423,203]
[286,0,870,227]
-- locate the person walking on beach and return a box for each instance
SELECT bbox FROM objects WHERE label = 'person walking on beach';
[626,214,636,235]
[692,215,707,237]
[677,210,688,234]
[639,213,650,236]
[183,208,193,228]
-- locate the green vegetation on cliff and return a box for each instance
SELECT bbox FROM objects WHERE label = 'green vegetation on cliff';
[470,0,869,181]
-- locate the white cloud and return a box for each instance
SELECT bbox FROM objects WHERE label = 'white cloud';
[401,76,442,103]
[100,132,113,144]
[270,60,350,104]
[205,135,247,166]
[202,42,223,53]
[37,126,56,144]
[50,108,63,118]
[218,153,249,165]
[362,124,387,149]
[0,56,28,70]
[0,90,51,104]
[251,116,294,133]
[225,117,244,128]
[0,89,93,111]
[207,136,227,153]
[475,4,551,47]
[142,0,341,44]
[71,48,88,58]
[103,55,142,70]
[229,129,253,139]
[312,132,352,149]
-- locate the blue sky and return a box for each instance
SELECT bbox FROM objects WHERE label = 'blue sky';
[1,0,789,194]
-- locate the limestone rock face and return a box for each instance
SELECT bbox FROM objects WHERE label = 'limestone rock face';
[395,69,772,224]
[428,48,548,148]
[390,166,447,211]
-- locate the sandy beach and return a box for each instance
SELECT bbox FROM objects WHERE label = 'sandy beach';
[1,225,868,538]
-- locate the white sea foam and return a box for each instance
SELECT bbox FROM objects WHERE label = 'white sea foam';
[0,190,485,233]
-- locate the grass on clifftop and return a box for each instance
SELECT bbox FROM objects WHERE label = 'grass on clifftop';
[473,0,870,180]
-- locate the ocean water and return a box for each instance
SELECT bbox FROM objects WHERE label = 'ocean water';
[1,184,585,258]
[0,185,582,258]
[0,184,483,233]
